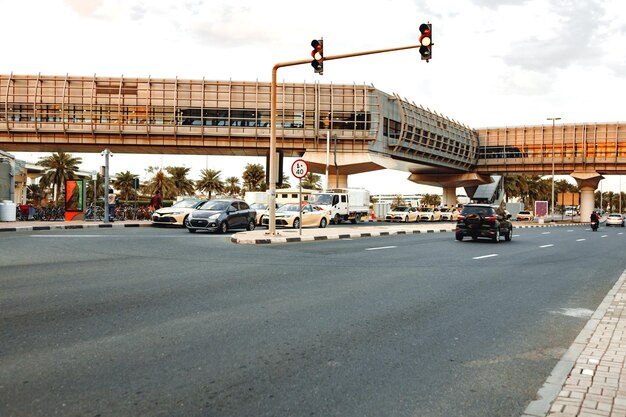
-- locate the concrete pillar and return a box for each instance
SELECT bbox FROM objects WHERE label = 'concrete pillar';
[327,173,348,189]
[442,187,457,207]
[571,171,603,222]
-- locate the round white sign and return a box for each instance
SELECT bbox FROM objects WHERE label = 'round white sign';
[291,159,308,179]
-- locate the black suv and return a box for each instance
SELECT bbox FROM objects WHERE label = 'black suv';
[455,204,513,242]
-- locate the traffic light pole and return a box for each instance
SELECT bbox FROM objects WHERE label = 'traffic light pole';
[268,43,422,235]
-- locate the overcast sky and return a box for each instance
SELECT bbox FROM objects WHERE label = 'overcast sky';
[3,0,626,193]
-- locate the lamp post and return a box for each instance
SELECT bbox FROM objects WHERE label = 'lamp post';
[547,117,561,221]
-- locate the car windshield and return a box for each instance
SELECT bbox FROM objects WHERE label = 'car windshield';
[463,206,492,216]
[422,208,433,212]
[519,211,530,215]
[199,201,230,211]
[393,207,409,212]
[172,199,202,208]
[250,203,268,210]
[609,214,622,218]
[309,194,332,205]
[277,204,301,212]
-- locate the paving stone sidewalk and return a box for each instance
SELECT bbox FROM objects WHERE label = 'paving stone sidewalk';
[524,270,626,417]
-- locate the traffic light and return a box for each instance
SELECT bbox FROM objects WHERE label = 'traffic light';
[311,39,323,74]
[419,23,432,62]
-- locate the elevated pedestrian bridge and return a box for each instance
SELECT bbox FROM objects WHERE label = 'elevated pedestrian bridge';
[1,74,625,218]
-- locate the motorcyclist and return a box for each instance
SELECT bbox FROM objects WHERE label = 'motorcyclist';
[590,210,600,230]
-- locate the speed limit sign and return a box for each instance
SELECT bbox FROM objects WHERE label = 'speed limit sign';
[291,159,308,179]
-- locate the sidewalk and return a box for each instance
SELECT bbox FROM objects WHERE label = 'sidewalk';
[0,219,153,232]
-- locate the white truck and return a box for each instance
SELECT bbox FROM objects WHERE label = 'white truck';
[309,188,370,224]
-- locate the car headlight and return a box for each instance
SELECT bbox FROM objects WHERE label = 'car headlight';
[169,211,183,215]
[208,213,220,220]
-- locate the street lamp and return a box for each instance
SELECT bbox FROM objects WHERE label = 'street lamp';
[547,117,561,221]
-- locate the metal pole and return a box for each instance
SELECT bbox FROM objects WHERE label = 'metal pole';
[103,148,111,223]
[268,42,423,235]
[299,178,302,236]
[547,117,561,221]
[325,131,330,191]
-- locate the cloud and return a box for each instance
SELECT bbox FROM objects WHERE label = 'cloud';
[64,0,103,16]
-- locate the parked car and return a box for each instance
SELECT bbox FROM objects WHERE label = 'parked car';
[516,210,534,221]
[418,207,442,221]
[439,208,458,221]
[385,206,419,222]
[455,203,513,242]
[151,198,207,227]
[186,199,256,233]
[261,203,330,229]
[250,203,280,226]
[606,213,625,227]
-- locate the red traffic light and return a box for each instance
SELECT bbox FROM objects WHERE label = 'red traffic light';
[419,23,432,62]
[311,39,324,74]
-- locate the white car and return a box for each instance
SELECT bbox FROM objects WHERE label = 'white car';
[516,211,534,221]
[385,206,419,222]
[151,198,207,226]
[418,207,442,221]
[606,213,625,227]
[439,208,458,221]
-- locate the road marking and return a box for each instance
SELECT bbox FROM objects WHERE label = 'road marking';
[619,232,624,235]
[550,308,594,318]
[541,232,551,235]
[601,235,608,238]
[576,238,586,242]
[513,234,520,237]
[473,254,498,260]
[567,230,574,232]
[539,244,554,248]
[365,246,397,251]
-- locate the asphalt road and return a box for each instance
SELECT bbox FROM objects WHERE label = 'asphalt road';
[1,224,625,417]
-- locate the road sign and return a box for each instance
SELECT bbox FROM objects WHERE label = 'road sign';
[291,159,308,179]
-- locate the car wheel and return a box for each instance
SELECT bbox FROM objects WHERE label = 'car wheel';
[182,215,189,227]
[259,215,265,225]
[455,233,463,241]
[187,228,196,233]
[319,218,327,228]
[492,229,500,243]
[504,227,512,241]
[219,221,228,234]
[293,218,300,229]
[246,220,256,231]
[333,214,341,225]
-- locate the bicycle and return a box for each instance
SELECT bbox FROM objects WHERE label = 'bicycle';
[85,203,104,221]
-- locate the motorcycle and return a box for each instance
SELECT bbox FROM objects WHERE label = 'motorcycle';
[591,221,599,231]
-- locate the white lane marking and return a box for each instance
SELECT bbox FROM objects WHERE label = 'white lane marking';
[365,246,397,251]
[541,232,551,235]
[513,234,520,237]
[473,254,498,260]
[619,233,624,235]
[567,230,574,232]
[601,235,608,238]
[576,238,586,242]
[539,244,554,248]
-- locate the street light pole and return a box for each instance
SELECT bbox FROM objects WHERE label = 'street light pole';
[547,117,561,221]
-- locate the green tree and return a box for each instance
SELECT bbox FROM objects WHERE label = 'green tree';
[166,166,196,197]
[301,172,322,190]
[242,163,266,192]
[391,195,405,209]
[143,169,176,199]
[86,173,104,204]
[196,169,224,199]
[223,176,241,197]
[420,193,441,207]
[112,171,137,201]
[280,173,291,189]
[37,152,82,203]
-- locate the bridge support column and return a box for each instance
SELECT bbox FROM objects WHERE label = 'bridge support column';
[571,171,603,222]
[327,173,348,189]
[442,187,457,207]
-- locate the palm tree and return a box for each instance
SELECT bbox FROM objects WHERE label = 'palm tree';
[391,195,405,209]
[420,193,441,207]
[223,176,241,197]
[166,166,196,197]
[196,169,224,199]
[242,163,265,191]
[280,173,291,189]
[143,169,175,199]
[503,175,523,202]
[301,172,322,190]
[112,171,137,201]
[37,152,82,203]
[86,173,105,204]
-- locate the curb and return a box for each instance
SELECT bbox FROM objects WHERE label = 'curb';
[231,222,588,245]
[0,222,153,233]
